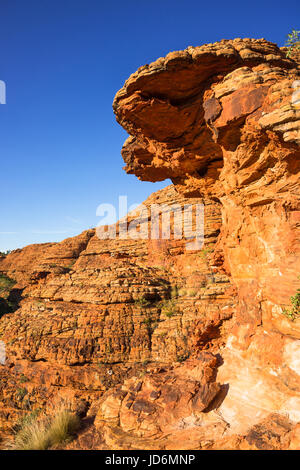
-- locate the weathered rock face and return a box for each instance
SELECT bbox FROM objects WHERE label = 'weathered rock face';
[110,38,300,448]
[0,38,299,450]
[0,186,232,445]
[93,354,224,450]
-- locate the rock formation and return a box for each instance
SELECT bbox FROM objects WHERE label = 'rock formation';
[0,38,299,450]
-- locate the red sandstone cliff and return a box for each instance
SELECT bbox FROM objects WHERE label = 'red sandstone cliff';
[0,38,300,450]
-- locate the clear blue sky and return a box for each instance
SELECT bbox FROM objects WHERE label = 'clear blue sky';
[0,0,299,251]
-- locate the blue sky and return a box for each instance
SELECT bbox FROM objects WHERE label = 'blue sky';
[0,0,299,251]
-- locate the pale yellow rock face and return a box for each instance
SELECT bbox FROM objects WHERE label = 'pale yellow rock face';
[0,38,300,450]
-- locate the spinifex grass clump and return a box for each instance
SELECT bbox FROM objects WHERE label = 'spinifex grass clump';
[8,404,80,450]
[46,409,80,447]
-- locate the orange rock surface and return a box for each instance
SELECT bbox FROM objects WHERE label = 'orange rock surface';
[0,38,300,450]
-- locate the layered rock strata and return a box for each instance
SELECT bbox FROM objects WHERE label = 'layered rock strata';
[0,38,300,450]
[108,38,300,449]
[0,186,231,446]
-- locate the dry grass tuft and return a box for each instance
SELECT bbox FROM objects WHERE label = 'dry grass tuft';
[47,409,80,448]
[7,403,80,450]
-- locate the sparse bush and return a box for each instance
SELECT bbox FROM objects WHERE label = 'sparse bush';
[67,260,76,269]
[142,316,152,326]
[16,387,27,400]
[170,285,179,299]
[160,298,179,318]
[282,278,300,321]
[285,29,300,58]
[0,273,20,316]
[178,288,187,297]
[176,352,189,363]
[178,287,198,297]
[134,296,150,308]
[0,250,11,257]
[0,297,16,317]
[187,288,197,297]
[142,314,158,334]
[199,247,213,259]
[159,331,167,337]
[19,374,29,384]
[0,273,16,295]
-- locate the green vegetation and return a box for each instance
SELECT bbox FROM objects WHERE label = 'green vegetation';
[176,352,189,363]
[0,250,11,257]
[188,289,197,297]
[19,374,29,384]
[160,298,179,318]
[8,406,80,450]
[142,313,159,334]
[179,288,197,297]
[134,296,151,308]
[67,260,76,269]
[170,285,178,299]
[159,331,167,338]
[142,315,153,327]
[285,29,300,58]
[16,387,27,400]
[199,247,213,259]
[0,298,15,317]
[158,284,180,318]
[0,273,16,295]
[282,278,300,321]
[0,273,18,317]
[135,285,181,321]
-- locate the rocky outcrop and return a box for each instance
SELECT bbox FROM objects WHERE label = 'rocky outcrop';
[0,186,231,445]
[0,38,299,450]
[110,38,300,448]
